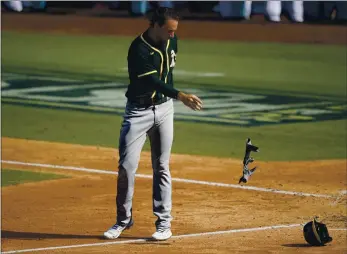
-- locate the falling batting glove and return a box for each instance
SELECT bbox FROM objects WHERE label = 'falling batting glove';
[239,138,259,184]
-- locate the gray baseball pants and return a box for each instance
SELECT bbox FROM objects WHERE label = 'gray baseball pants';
[116,99,173,230]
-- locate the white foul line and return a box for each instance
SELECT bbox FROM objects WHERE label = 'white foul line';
[1,160,333,198]
[2,223,302,253]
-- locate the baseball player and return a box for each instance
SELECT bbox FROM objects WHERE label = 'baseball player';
[103,7,203,241]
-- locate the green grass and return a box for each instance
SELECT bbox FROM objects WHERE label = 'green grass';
[2,104,346,161]
[2,31,346,99]
[1,168,67,187]
[1,31,346,161]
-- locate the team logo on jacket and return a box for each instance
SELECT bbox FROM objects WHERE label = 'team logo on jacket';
[170,50,176,68]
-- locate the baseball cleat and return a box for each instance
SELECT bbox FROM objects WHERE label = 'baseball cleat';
[151,228,172,241]
[103,219,134,239]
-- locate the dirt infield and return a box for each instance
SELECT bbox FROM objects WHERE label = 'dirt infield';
[1,12,347,45]
[1,137,346,253]
[1,12,347,253]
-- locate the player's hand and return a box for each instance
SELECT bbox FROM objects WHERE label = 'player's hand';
[177,92,203,111]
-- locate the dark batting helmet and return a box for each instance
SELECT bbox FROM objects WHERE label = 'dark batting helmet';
[303,218,333,246]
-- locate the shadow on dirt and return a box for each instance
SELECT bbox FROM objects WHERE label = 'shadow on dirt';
[1,230,146,240]
[282,243,315,248]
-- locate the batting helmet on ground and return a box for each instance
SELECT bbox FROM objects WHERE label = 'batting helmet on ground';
[303,218,333,246]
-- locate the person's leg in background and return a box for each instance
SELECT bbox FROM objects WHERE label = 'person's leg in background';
[243,1,252,20]
[216,1,232,18]
[216,1,245,19]
[3,1,23,12]
[131,0,149,16]
[266,0,282,22]
[283,1,303,22]
[291,0,304,22]
[242,1,267,20]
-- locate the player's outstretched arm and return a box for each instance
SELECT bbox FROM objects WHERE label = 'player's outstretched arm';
[177,91,203,111]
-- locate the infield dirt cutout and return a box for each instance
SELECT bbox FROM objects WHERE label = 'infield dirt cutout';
[1,137,346,253]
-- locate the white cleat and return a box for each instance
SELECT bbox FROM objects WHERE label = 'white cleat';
[151,228,172,241]
[103,220,134,239]
[103,225,126,239]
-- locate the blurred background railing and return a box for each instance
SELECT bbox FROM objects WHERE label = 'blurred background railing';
[2,1,347,25]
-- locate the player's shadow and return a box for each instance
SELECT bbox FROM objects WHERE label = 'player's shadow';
[1,230,142,240]
[282,243,313,248]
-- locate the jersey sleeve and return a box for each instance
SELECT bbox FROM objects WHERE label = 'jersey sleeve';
[142,75,179,99]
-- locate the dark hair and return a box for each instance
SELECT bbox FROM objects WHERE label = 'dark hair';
[147,7,180,27]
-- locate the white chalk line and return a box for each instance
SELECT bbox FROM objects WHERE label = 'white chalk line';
[1,160,334,198]
[2,223,302,253]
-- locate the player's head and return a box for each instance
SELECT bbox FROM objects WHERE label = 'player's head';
[148,7,179,42]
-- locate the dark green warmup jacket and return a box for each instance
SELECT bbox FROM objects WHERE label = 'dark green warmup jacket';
[125,30,179,104]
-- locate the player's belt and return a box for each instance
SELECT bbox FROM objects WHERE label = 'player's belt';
[129,96,169,108]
